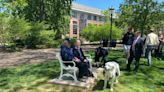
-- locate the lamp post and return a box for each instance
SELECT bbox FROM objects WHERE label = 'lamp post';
[109,7,114,45]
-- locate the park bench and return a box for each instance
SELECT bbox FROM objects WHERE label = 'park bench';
[56,53,92,82]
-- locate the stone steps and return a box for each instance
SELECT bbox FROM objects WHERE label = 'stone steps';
[49,68,104,89]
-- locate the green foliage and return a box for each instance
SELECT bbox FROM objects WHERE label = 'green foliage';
[0,0,28,16]
[0,0,73,39]
[0,16,31,49]
[8,18,31,41]
[0,0,73,49]
[81,24,123,41]
[0,16,61,50]
[24,22,62,49]
[119,0,164,35]
[25,22,45,48]
[0,0,73,42]
[0,14,10,46]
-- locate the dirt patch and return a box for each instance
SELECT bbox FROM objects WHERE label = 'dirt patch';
[0,49,59,68]
[0,45,122,68]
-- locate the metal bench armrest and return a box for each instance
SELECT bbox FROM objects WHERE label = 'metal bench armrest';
[62,61,76,67]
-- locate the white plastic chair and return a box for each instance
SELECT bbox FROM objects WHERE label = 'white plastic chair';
[56,53,78,82]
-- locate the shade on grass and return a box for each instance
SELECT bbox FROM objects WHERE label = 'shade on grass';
[0,50,164,92]
[92,50,164,92]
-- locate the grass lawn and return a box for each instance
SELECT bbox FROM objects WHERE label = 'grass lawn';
[0,49,164,92]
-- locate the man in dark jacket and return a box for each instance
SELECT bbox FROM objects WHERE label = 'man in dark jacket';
[127,31,144,72]
[72,39,93,77]
[123,27,135,64]
[60,39,75,61]
[73,42,86,62]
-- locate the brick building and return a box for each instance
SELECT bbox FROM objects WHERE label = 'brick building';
[68,3,105,38]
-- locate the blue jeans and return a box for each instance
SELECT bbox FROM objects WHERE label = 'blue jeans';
[145,45,157,66]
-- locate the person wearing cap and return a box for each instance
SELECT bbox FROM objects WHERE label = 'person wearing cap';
[127,31,144,72]
[144,29,160,66]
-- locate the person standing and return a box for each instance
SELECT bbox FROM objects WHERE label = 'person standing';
[157,31,164,60]
[127,31,144,72]
[145,29,160,66]
[122,27,134,64]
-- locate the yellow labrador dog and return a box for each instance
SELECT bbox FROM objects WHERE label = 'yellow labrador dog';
[103,62,120,91]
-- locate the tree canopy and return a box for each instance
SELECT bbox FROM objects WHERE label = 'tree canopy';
[0,0,73,49]
[0,0,73,38]
[119,0,164,35]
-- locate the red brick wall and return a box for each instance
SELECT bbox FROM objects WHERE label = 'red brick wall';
[69,17,80,39]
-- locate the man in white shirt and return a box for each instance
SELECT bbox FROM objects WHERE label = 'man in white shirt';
[145,29,159,66]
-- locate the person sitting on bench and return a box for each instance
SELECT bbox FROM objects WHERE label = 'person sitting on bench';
[60,39,91,79]
[73,39,93,75]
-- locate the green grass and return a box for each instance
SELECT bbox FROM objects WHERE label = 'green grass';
[0,61,81,92]
[92,50,164,92]
[0,50,164,92]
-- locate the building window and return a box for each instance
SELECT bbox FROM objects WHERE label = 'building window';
[99,17,103,21]
[72,10,77,18]
[87,15,92,20]
[80,13,85,21]
[93,16,97,21]
[73,21,77,34]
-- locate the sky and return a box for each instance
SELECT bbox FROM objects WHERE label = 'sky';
[74,0,164,11]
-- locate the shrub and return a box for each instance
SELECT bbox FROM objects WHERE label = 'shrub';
[39,30,56,47]
[81,23,123,41]
[0,17,31,50]
[25,22,61,48]
[0,16,61,50]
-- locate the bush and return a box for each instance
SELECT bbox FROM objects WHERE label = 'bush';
[24,22,61,48]
[39,30,56,48]
[81,23,123,41]
[25,22,45,48]
[0,17,31,50]
[0,16,62,50]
